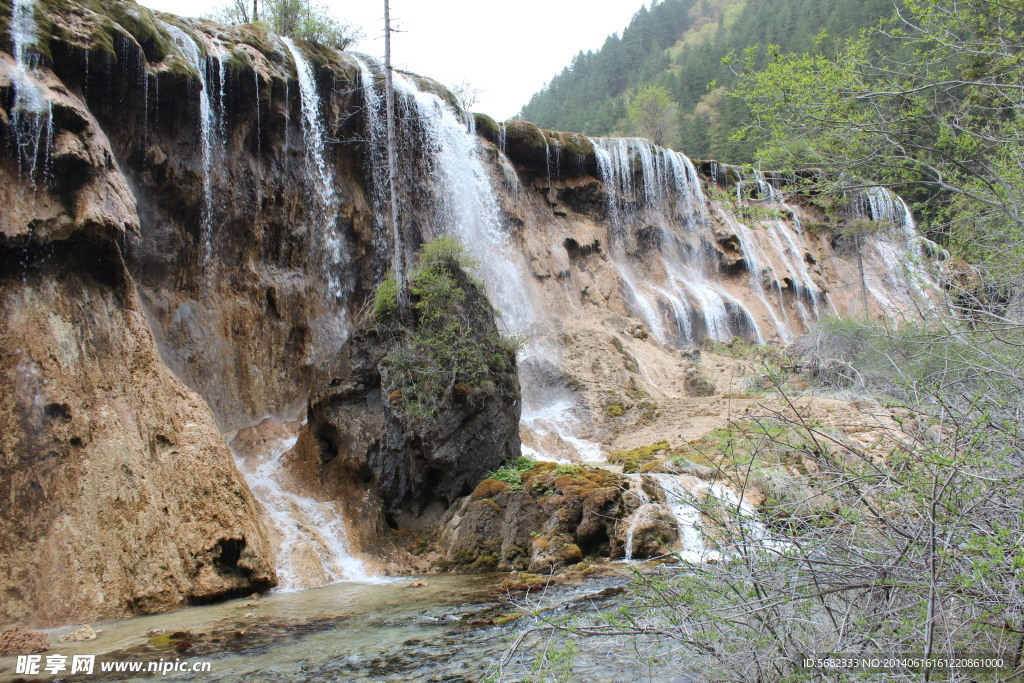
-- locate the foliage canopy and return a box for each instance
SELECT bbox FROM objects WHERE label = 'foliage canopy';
[734,0,1024,288]
[213,0,362,49]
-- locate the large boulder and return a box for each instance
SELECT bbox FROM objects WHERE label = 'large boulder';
[431,462,663,573]
[291,240,522,531]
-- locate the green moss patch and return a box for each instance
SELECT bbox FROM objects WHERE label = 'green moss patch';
[609,440,671,473]
[473,112,499,143]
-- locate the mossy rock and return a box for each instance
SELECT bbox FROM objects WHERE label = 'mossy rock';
[473,112,499,144]
[285,36,338,69]
[468,553,497,572]
[549,130,594,158]
[695,159,742,187]
[609,440,671,473]
[497,572,547,593]
[471,478,509,498]
[94,0,171,62]
[233,23,276,59]
[503,119,546,161]
[686,375,716,397]
[557,543,583,563]
[225,45,254,71]
[147,631,193,649]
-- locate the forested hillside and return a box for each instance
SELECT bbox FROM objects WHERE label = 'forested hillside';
[519,0,895,161]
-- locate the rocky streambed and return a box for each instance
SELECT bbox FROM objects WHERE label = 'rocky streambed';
[0,571,661,682]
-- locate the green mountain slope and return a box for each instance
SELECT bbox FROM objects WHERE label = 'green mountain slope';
[519,0,897,162]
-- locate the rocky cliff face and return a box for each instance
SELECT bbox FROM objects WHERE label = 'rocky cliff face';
[290,255,521,537]
[0,48,274,627]
[0,0,942,627]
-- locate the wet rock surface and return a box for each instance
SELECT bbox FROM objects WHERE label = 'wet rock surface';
[292,259,522,533]
[431,462,666,572]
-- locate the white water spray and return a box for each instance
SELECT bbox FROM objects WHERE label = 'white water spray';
[283,37,345,300]
[165,25,216,276]
[231,434,370,590]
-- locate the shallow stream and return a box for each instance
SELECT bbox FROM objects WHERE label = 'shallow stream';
[0,572,677,682]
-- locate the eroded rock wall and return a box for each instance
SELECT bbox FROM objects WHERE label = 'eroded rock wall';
[0,59,274,628]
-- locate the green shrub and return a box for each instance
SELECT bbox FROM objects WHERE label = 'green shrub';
[374,237,517,419]
[486,465,524,491]
[372,274,398,316]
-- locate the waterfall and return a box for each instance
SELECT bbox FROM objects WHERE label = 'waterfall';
[720,211,793,342]
[386,70,540,333]
[733,168,826,320]
[853,187,942,309]
[216,53,228,148]
[647,474,718,563]
[11,0,42,110]
[282,37,346,300]
[647,473,787,563]
[622,477,651,561]
[9,0,53,184]
[351,55,391,282]
[231,433,370,590]
[591,137,762,346]
[165,25,216,276]
[253,69,261,156]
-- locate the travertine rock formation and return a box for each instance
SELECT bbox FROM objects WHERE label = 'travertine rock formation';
[0,59,274,628]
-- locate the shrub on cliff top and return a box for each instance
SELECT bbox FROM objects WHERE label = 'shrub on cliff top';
[370,236,522,420]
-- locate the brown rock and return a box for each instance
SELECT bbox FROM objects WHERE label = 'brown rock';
[435,462,642,571]
[0,74,275,628]
[0,628,49,655]
[58,625,98,642]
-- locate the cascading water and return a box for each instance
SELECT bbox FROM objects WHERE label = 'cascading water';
[9,0,54,183]
[231,433,370,590]
[165,25,216,276]
[386,69,540,332]
[282,37,346,301]
[351,55,393,282]
[852,187,942,309]
[646,473,787,563]
[253,69,261,156]
[647,473,717,563]
[727,166,831,325]
[622,476,654,561]
[591,137,762,346]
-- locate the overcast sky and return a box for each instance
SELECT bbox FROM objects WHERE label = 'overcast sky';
[135,0,648,121]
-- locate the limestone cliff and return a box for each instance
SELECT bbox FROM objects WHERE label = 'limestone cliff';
[0,55,274,627]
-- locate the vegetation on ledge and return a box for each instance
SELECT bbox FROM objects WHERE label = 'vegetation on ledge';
[370,236,523,421]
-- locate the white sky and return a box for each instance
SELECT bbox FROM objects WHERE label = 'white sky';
[135,0,648,121]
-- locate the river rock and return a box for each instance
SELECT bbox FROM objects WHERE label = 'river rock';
[0,628,49,655]
[58,625,98,643]
[433,463,663,572]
